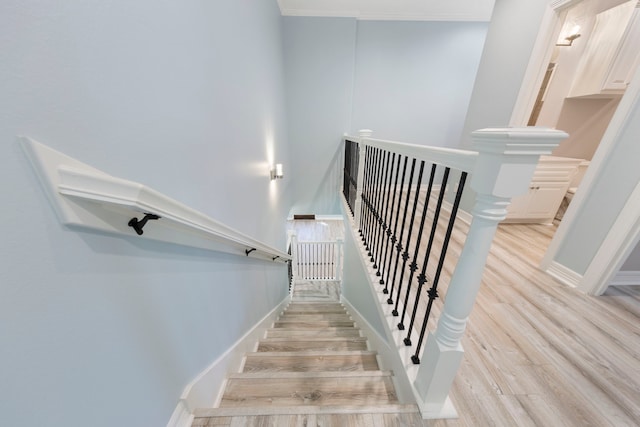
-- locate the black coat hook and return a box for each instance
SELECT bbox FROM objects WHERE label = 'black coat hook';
[245,248,256,256]
[128,213,161,235]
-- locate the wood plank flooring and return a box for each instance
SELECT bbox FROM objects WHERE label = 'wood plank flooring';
[428,223,640,427]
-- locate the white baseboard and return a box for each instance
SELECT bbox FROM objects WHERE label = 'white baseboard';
[166,399,193,427]
[168,295,290,425]
[609,271,640,286]
[545,261,582,288]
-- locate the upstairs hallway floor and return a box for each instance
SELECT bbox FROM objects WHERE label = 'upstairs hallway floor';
[429,222,640,426]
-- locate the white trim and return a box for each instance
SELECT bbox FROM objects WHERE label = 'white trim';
[166,399,193,427]
[346,135,478,174]
[177,296,290,412]
[609,271,640,286]
[545,260,582,288]
[20,137,291,263]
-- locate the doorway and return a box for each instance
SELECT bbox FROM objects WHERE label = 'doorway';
[513,0,640,294]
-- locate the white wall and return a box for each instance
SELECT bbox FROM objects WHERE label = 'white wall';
[0,1,291,426]
[283,18,488,215]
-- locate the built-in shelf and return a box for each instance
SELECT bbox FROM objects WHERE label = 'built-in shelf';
[21,137,291,263]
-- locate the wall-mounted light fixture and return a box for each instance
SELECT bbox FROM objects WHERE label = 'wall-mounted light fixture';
[270,163,283,180]
[556,25,581,46]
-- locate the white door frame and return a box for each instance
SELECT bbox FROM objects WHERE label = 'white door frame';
[511,0,640,295]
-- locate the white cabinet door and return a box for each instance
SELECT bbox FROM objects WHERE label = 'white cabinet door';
[526,182,567,221]
[604,7,640,92]
[568,1,637,98]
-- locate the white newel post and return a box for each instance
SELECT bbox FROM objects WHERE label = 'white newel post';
[413,128,568,417]
[335,238,344,282]
[353,129,372,226]
[290,231,299,282]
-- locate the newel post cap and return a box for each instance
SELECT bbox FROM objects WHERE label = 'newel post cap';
[470,127,568,198]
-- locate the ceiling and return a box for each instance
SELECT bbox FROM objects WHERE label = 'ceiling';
[277,0,496,22]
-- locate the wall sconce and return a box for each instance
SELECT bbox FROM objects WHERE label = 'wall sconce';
[270,163,283,180]
[556,25,581,46]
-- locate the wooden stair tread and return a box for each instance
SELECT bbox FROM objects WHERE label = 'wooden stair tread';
[242,353,379,372]
[229,371,392,379]
[193,404,420,417]
[244,350,377,357]
[259,337,366,343]
[257,340,368,352]
[220,376,398,407]
[278,314,352,321]
[273,320,355,328]
[266,328,361,338]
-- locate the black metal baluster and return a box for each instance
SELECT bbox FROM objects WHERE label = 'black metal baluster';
[387,158,416,305]
[364,148,380,252]
[379,153,398,286]
[343,141,351,211]
[403,165,445,344]
[374,151,394,278]
[384,156,408,294]
[369,150,387,264]
[392,161,426,317]
[412,171,468,364]
[398,163,437,331]
[360,146,373,239]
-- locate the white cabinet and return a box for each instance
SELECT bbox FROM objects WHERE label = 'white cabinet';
[568,1,640,98]
[505,156,582,224]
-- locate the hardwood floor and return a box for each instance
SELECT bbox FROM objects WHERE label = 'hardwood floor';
[435,223,640,427]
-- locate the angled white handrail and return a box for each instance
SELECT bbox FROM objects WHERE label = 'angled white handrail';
[21,137,291,263]
[344,134,479,173]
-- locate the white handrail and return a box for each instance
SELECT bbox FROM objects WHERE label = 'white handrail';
[344,135,479,173]
[21,137,291,263]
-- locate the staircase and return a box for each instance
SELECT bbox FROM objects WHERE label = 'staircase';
[191,296,423,425]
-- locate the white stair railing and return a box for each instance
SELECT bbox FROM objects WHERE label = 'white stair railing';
[342,127,568,418]
[290,232,343,282]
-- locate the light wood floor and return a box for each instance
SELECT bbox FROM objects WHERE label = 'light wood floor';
[433,223,640,427]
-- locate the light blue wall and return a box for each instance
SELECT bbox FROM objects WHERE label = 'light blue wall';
[351,21,488,145]
[0,1,290,426]
[283,17,357,215]
[283,18,488,214]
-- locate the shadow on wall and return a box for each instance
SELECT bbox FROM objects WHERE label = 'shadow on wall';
[307,143,344,215]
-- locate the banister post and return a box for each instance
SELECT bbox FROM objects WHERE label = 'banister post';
[335,238,344,282]
[290,231,299,282]
[413,127,568,417]
[353,129,372,226]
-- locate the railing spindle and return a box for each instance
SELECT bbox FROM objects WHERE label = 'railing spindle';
[384,156,408,294]
[392,160,425,317]
[412,171,467,364]
[398,163,437,330]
